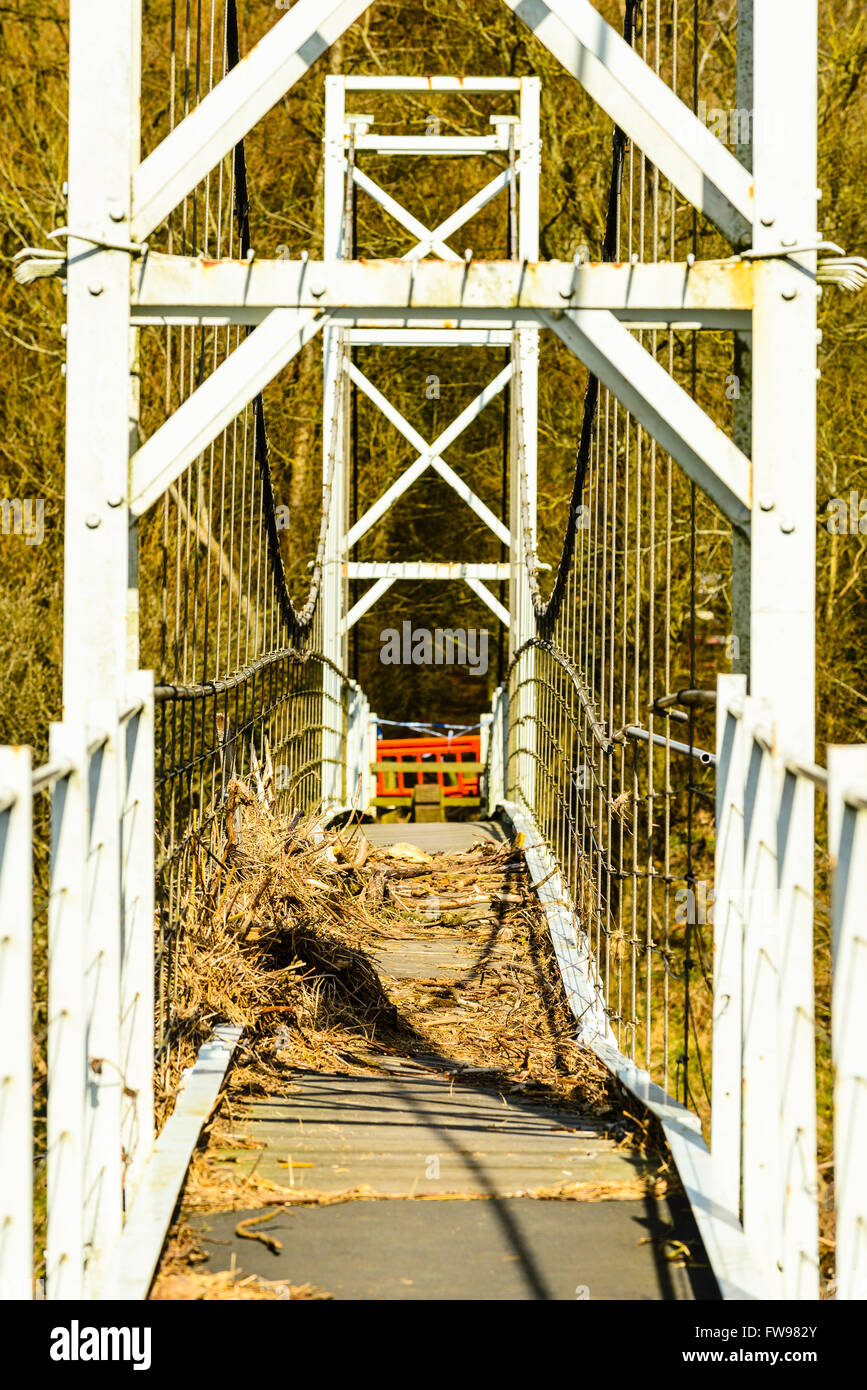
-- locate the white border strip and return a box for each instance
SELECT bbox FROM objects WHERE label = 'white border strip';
[100,1025,242,1301]
[499,800,766,1301]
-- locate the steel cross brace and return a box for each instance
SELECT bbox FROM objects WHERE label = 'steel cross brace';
[130,308,327,518]
[339,360,514,631]
[129,293,752,531]
[345,361,513,548]
[352,164,521,262]
[132,0,373,240]
[542,308,752,528]
[500,0,752,246]
[131,1,752,249]
[341,575,509,632]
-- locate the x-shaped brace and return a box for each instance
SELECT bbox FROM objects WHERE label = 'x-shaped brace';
[342,363,513,630]
[352,163,519,262]
[345,362,513,549]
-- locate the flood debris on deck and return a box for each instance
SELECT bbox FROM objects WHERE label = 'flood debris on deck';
[150,789,698,1300]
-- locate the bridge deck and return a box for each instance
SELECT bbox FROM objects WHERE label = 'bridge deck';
[162,820,715,1300]
[357,818,509,853]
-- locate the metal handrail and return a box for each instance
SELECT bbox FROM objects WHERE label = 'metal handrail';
[622,724,716,767]
[844,784,867,812]
[784,757,828,790]
[154,645,349,702]
[32,758,76,795]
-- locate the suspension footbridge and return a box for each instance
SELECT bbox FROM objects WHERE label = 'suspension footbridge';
[2,0,865,1305]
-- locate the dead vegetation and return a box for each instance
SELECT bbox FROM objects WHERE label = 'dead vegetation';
[162,788,615,1112]
[150,789,664,1298]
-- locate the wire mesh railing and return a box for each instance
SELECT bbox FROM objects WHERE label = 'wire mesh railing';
[491,645,867,1298]
[505,631,716,1103]
[138,0,356,1095]
[152,648,347,1090]
[491,0,864,1299]
[504,0,727,1114]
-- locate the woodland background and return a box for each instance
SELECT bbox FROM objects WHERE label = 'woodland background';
[0,0,865,749]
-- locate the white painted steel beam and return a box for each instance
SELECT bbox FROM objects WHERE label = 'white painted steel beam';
[45,725,87,1300]
[136,306,748,333]
[344,76,523,91]
[321,77,348,810]
[740,700,783,1298]
[731,0,753,684]
[777,757,819,1299]
[342,577,395,632]
[64,0,138,724]
[0,748,33,1300]
[749,5,818,1302]
[131,0,372,239]
[82,705,123,1296]
[347,328,512,346]
[749,4,817,776]
[135,309,754,335]
[519,79,541,264]
[346,563,510,580]
[543,309,752,528]
[131,255,753,323]
[63,0,140,1300]
[465,577,509,626]
[103,1027,242,1300]
[712,675,746,1219]
[484,688,508,814]
[352,134,509,155]
[119,671,155,1207]
[366,713,379,811]
[130,309,327,517]
[518,81,540,551]
[829,747,867,1302]
[503,0,753,244]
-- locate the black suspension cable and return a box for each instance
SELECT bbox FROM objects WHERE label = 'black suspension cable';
[524,0,640,637]
[225,0,332,643]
